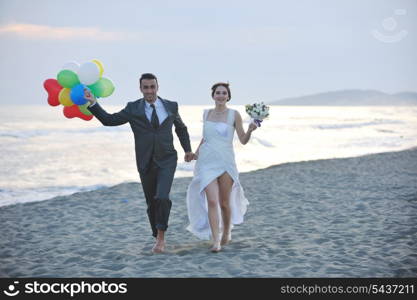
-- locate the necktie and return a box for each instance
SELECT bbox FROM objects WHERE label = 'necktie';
[150,104,159,129]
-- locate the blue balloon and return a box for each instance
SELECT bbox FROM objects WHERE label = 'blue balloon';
[70,83,89,105]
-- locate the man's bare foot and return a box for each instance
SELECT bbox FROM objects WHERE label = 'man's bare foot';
[152,239,165,253]
[152,229,165,253]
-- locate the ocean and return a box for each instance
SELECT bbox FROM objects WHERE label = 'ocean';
[1,104,416,207]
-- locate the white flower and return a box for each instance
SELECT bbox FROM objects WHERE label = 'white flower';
[245,101,270,121]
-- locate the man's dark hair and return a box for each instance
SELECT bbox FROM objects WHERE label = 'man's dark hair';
[139,73,158,86]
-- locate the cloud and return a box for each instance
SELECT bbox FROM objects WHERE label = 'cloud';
[0,22,294,49]
[0,23,138,41]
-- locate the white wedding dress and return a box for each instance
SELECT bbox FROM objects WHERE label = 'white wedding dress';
[186,108,249,240]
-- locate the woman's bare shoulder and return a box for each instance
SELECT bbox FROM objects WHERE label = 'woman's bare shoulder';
[234,109,242,119]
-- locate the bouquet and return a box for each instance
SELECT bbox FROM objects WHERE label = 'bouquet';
[245,102,270,127]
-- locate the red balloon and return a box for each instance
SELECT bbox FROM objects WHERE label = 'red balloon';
[43,79,63,106]
[63,105,93,121]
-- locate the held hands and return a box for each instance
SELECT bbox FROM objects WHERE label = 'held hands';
[184,152,199,162]
[184,152,194,162]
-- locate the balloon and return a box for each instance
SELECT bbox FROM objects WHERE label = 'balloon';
[78,103,93,116]
[62,61,80,73]
[70,83,89,105]
[43,79,63,106]
[57,70,80,88]
[88,77,115,98]
[92,59,104,77]
[78,62,100,85]
[58,88,73,106]
[63,105,93,121]
[45,59,112,121]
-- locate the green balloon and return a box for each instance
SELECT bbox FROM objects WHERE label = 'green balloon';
[57,70,80,88]
[78,103,92,116]
[88,77,115,98]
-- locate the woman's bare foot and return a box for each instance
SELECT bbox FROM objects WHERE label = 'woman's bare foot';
[220,237,230,245]
[221,231,231,245]
[210,240,221,253]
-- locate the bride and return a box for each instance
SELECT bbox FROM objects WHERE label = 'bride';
[186,82,258,252]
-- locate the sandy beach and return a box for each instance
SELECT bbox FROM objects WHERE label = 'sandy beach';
[1,148,416,278]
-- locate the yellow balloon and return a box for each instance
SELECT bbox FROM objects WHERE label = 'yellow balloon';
[58,88,73,106]
[92,59,104,77]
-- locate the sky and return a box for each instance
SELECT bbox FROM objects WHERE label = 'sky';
[0,0,416,105]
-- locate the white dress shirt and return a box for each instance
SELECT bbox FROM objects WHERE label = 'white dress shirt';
[144,97,168,125]
[89,97,168,125]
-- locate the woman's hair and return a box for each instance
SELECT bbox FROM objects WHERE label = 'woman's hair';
[211,82,231,101]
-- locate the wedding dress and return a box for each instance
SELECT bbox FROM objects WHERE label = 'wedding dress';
[186,108,249,240]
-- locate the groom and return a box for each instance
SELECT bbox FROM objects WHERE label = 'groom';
[85,73,193,253]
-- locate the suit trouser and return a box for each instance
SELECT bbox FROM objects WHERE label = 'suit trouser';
[139,160,176,237]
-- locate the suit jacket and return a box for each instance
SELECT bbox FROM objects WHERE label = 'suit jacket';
[88,97,192,173]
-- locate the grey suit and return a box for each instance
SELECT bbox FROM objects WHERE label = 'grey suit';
[88,97,191,237]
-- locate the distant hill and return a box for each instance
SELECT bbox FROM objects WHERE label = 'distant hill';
[269,89,417,106]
